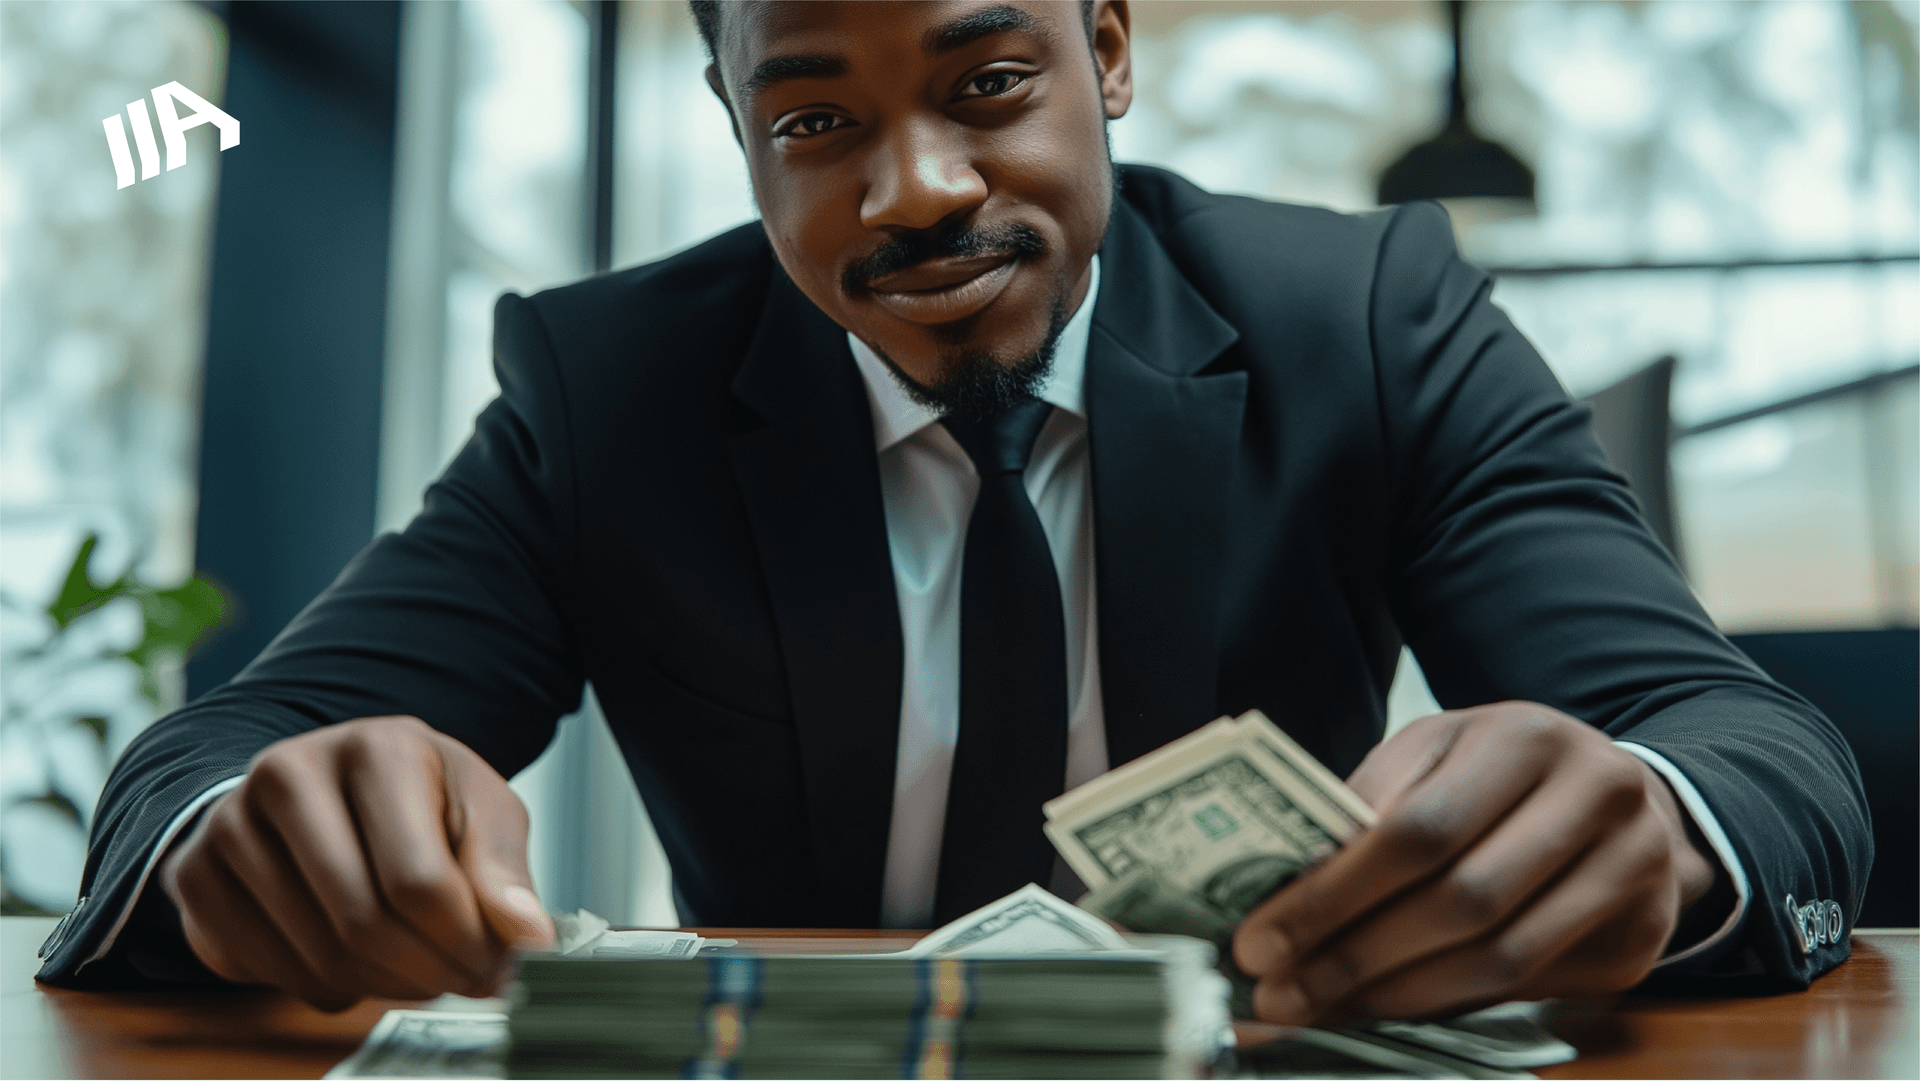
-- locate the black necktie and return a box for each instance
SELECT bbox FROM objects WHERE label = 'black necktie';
[932,398,1070,924]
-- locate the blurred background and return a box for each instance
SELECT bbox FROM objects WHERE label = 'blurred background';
[2,0,1915,928]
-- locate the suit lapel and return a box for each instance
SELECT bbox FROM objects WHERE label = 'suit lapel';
[728,266,902,927]
[1089,204,1248,767]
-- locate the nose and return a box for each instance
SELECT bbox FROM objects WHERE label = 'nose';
[860,118,987,233]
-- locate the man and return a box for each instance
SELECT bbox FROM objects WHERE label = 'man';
[42,1,1867,1027]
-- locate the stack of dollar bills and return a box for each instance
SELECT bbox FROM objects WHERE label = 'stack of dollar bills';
[504,886,1229,1079]
[329,710,1582,1079]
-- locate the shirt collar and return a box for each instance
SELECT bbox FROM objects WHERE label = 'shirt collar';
[849,255,1100,452]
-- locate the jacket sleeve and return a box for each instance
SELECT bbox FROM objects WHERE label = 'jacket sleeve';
[1369,200,1872,990]
[37,293,587,987]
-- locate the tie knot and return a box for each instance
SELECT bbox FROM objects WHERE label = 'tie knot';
[940,398,1054,477]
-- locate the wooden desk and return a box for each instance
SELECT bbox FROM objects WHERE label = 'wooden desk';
[5,919,1914,1079]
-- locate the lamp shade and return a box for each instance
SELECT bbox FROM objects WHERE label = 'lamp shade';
[1377,0,1535,206]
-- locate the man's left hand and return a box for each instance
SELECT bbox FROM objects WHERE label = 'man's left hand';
[1231,701,1718,1024]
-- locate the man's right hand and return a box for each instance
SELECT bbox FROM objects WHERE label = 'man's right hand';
[157,716,555,1011]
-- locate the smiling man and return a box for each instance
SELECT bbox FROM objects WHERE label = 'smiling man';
[726,1,1110,419]
[44,0,1867,1030]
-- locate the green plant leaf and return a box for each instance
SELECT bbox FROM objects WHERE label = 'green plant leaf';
[74,715,108,745]
[46,534,131,631]
[135,576,227,655]
[43,535,231,707]
[122,574,229,706]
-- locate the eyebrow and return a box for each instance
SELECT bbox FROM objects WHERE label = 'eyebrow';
[925,4,1047,55]
[743,53,849,99]
[742,5,1050,101]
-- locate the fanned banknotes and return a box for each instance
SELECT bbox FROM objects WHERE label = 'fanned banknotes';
[1046,710,1374,960]
[1044,710,1577,1076]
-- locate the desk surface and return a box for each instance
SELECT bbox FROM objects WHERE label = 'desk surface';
[5,918,1914,1079]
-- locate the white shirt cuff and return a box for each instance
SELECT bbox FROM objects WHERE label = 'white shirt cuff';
[1614,741,1751,967]
[79,774,247,972]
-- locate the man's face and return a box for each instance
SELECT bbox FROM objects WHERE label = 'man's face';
[708,1,1133,412]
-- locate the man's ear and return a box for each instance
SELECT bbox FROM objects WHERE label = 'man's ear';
[705,62,744,149]
[1093,0,1133,120]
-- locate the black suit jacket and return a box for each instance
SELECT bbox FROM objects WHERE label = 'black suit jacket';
[41,166,1869,991]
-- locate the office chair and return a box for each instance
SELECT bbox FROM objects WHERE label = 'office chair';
[1583,355,1682,566]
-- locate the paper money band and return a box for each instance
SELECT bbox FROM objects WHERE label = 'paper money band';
[902,958,975,1080]
[683,956,765,1078]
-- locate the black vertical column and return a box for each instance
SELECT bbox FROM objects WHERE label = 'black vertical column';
[585,0,619,275]
[188,2,403,697]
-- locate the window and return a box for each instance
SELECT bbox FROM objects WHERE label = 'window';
[0,1,228,913]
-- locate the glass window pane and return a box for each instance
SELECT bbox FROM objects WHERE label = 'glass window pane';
[439,0,588,465]
[1,0,227,914]
[613,0,756,268]
[450,0,588,288]
[1674,397,1882,630]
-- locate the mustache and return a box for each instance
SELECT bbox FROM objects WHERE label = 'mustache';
[841,222,1047,293]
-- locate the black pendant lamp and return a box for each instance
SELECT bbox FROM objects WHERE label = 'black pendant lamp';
[1377,0,1534,206]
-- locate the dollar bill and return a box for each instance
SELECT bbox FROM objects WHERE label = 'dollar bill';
[1046,711,1372,941]
[905,882,1133,956]
[1050,713,1373,843]
[324,1010,506,1080]
[1365,1003,1576,1070]
[546,909,729,958]
[1239,1001,1574,1079]
[1242,1026,1536,1079]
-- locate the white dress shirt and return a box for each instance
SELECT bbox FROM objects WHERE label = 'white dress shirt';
[94,255,1747,967]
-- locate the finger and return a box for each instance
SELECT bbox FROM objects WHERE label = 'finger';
[261,750,493,995]
[1236,714,1558,980]
[190,843,362,1011]
[216,785,447,1001]
[1344,815,1674,1020]
[456,836,551,998]
[1520,893,1675,1000]
[340,725,499,980]
[166,838,262,987]
[1343,711,1468,810]
[1278,754,1639,1022]
[439,738,554,953]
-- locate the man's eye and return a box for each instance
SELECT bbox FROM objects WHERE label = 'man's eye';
[780,113,847,138]
[961,71,1026,98]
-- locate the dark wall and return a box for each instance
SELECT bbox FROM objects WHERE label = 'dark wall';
[189,2,402,697]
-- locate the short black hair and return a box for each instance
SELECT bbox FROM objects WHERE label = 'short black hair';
[689,0,724,58]
[689,1,1097,64]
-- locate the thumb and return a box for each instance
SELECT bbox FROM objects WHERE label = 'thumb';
[449,786,554,950]
[470,858,555,950]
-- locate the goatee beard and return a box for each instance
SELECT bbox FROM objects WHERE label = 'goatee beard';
[870,288,1072,421]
